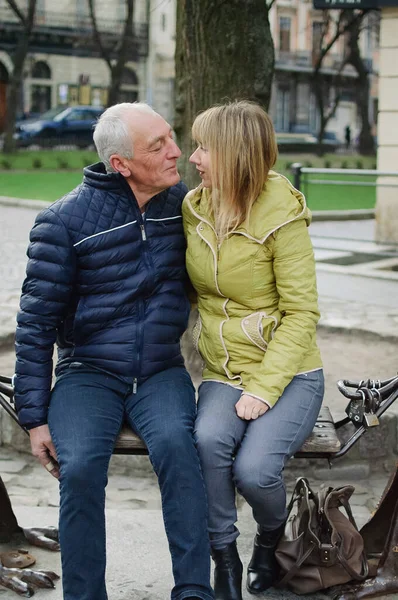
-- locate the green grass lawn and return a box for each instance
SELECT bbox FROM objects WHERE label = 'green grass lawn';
[0,171,83,202]
[0,150,98,170]
[299,173,376,210]
[0,150,377,209]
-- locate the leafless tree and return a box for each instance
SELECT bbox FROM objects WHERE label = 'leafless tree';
[87,0,135,107]
[345,11,379,155]
[2,0,37,154]
[311,8,375,155]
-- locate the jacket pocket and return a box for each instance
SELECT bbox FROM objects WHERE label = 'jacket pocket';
[192,314,203,354]
[240,312,278,351]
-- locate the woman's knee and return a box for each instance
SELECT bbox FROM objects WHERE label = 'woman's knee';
[194,421,235,466]
[234,456,282,497]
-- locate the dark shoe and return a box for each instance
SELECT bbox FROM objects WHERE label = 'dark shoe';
[246,523,285,594]
[211,541,243,600]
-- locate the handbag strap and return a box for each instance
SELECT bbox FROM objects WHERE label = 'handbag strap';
[336,546,369,582]
[275,541,316,588]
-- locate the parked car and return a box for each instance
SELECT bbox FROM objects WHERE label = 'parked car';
[321,131,341,150]
[276,132,318,153]
[276,130,340,153]
[13,105,104,148]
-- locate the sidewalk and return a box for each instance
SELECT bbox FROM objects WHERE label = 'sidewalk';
[0,446,393,600]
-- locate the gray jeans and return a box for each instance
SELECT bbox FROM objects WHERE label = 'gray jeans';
[195,370,325,549]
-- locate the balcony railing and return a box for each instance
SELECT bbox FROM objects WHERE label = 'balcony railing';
[0,6,149,58]
[275,49,358,76]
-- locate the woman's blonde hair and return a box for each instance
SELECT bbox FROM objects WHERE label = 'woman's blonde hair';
[192,100,278,239]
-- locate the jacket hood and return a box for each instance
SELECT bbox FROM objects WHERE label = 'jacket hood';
[184,170,311,243]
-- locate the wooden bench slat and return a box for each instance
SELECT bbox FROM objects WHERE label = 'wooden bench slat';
[113,406,341,456]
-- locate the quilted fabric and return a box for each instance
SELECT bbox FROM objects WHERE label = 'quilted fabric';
[14,162,190,429]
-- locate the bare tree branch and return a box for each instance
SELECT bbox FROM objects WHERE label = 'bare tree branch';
[314,9,369,74]
[3,0,37,153]
[87,0,112,70]
[4,0,27,26]
[87,0,135,107]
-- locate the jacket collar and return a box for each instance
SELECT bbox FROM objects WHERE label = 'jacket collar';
[185,171,311,244]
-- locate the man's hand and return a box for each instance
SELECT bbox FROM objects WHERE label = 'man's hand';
[235,394,269,421]
[29,425,60,479]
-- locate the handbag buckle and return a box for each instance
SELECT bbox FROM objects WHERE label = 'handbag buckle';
[319,543,337,564]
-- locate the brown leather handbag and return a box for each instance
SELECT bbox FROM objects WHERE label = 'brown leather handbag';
[275,477,369,594]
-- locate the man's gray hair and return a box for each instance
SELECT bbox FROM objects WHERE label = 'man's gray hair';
[93,102,156,173]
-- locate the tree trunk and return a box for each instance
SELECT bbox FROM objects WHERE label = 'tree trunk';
[175,0,274,188]
[107,66,125,107]
[346,21,375,156]
[88,0,134,108]
[3,0,37,154]
[312,73,328,157]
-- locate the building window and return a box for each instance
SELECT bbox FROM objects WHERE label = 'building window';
[117,0,126,22]
[312,21,323,63]
[76,0,89,27]
[120,67,139,103]
[279,17,291,52]
[31,61,51,79]
[30,85,51,115]
[276,86,290,132]
[296,83,310,129]
[36,0,45,24]
[161,13,167,31]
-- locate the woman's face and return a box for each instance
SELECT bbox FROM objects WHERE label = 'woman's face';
[189,145,212,188]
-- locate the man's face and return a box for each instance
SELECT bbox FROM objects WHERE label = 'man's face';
[117,111,182,198]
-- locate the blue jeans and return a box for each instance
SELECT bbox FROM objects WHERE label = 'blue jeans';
[48,365,214,600]
[195,371,325,549]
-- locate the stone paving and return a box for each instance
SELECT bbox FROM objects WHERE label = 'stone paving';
[0,445,392,528]
[0,446,394,600]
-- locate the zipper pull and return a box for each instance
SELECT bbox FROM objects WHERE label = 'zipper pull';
[140,225,147,241]
[133,378,138,394]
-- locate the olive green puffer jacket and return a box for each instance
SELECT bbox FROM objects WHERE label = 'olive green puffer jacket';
[182,171,322,407]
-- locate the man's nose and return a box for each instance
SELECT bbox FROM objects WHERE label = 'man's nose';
[168,138,181,158]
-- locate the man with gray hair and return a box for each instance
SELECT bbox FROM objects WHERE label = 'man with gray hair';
[13,103,214,600]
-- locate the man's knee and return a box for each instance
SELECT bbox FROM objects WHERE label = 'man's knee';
[61,455,108,493]
[149,422,197,464]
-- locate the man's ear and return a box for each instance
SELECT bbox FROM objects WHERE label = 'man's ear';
[109,154,132,177]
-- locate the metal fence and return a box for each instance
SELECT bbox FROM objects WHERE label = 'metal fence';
[290,164,398,211]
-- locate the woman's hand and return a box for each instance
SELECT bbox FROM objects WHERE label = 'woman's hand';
[235,394,269,420]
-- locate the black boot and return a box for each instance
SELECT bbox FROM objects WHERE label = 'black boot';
[211,542,243,600]
[246,523,285,594]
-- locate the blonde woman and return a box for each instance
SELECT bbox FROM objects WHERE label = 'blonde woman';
[182,101,324,600]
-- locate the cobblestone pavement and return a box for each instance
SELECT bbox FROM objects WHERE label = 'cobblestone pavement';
[0,446,395,600]
[0,444,393,528]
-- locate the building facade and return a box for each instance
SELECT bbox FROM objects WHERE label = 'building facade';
[0,0,152,130]
[268,0,379,143]
[0,0,379,142]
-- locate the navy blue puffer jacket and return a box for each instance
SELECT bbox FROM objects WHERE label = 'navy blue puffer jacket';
[14,163,190,429]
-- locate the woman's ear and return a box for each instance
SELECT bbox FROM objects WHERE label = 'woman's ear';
[109,154,132,177]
